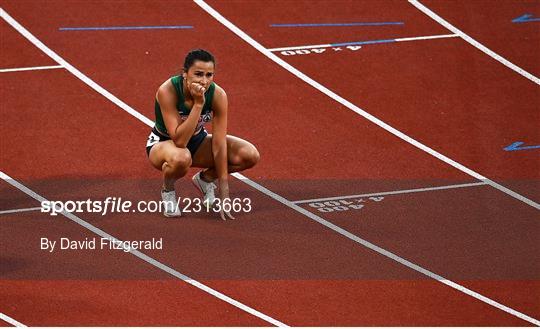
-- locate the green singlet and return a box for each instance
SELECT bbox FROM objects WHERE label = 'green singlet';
[154,75,215,136]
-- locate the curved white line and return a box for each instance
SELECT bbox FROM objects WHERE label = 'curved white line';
[196,0,540,325]
[408,0,540,85]
[0,313,26,327]
[191,1,538,211]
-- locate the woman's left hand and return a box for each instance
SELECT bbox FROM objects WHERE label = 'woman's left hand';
[218,179,235,220]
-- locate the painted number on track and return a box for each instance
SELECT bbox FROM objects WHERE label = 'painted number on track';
[308,196,384,213]
[280,46,361,56]
[281,48,326,56]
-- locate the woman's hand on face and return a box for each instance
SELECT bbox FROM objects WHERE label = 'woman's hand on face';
[189,82,206,105]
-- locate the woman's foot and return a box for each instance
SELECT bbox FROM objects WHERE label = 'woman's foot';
[192,171,217,208]
[161,189,181,217]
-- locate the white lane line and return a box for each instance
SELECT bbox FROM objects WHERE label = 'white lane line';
[293,181,488,204]
[0,65,63,73]
[0,9,288,327]
[0,8,154,127]
[408,0,540,85]
[0,206,41,215]
[0,171,287,328]
[268,33,458,52]
[0,313,26,327]
[2,3,537,326]
[232,172,540,326]
[193,0,539,211]
[195,0,540,324]
[396,33,458,42]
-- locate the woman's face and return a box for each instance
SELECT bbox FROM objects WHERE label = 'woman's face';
[184,60,215,90]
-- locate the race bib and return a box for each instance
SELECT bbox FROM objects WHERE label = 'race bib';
[146,132,160,147]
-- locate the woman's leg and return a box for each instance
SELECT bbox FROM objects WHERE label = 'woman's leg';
[148,140,192,190]
[190,134,260,179]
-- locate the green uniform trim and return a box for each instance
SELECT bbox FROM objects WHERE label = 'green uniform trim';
[154,75,215,136]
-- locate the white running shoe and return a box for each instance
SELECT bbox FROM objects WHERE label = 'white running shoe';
[192,171,217,208]
[161,189,181,217]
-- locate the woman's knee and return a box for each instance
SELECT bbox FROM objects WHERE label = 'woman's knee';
[168,149,192,171]
[237,144,260,169]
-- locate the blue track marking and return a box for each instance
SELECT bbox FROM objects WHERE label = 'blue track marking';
[331,38,396,47]
[270,22,404,27]
[512,14,540,23]
[59,25,193,31]
[504,142,540,151]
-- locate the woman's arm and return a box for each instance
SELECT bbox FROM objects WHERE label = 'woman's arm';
[156,79,205,148]
[211,85,228,182]
[211,86,235,220]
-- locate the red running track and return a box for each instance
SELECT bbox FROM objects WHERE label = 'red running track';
[1,0,538,326]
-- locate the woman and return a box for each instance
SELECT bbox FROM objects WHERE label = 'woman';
[146,49,259,219]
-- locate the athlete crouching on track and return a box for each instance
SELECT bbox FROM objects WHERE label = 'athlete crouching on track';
[145,49,259,219]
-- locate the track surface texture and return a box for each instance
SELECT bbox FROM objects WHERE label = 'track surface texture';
[1,0,539,326]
